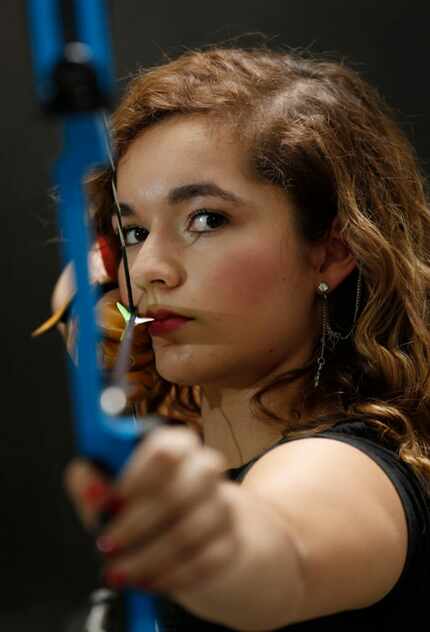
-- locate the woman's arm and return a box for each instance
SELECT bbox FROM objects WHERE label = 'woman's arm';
[65,428,408,631]
[175,436,407,629]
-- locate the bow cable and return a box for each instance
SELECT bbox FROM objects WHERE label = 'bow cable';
[99,114,154,417]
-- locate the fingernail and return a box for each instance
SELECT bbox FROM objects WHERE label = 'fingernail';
[96,535,120,555]
[83,481,112,506]
[104,569,128,588]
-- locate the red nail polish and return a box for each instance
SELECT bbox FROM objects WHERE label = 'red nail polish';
[104,569,128,588]
[83,481,112,505]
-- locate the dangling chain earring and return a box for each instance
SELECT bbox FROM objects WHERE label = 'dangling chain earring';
[314,267,362,388]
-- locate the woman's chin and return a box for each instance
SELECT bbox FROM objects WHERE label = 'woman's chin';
[155,360,224,388]
[154,359,201,386]
[153,344,231,387]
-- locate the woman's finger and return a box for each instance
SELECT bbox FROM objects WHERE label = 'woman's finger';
[115,426,202,499]
[99,447,226,550]
[102,484,235,588]
[63,458,114,530]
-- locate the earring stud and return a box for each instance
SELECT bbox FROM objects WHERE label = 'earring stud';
[317,281,329,295]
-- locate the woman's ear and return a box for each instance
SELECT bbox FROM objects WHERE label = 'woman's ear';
[310,217,357,291]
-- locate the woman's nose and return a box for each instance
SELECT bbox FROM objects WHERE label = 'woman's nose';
[130,235,183,290]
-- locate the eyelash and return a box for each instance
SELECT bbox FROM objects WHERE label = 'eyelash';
[118,209,229,247]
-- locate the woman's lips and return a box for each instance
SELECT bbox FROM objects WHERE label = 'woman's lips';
[147,317,191,336]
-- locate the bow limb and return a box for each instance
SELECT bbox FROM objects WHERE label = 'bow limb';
[27,1,158,629]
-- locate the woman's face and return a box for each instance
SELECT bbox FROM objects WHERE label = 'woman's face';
[116,114,320,390]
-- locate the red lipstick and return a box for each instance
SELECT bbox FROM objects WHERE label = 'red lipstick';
[146,309,192,336]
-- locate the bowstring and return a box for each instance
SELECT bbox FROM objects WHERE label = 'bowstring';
[100,113,135,316]
[99,113,140,419]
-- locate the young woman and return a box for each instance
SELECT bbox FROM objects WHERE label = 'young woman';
[53,47,430,630]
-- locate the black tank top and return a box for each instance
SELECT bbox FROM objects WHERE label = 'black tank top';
[66,420,430,631]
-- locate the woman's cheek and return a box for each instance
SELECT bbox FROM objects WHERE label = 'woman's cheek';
[206,247,281,309]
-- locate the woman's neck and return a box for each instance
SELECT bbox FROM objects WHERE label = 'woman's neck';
[200,387,298,469]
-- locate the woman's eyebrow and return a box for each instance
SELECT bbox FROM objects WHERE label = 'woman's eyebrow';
[115,182,244,217]
[167,182,244,205]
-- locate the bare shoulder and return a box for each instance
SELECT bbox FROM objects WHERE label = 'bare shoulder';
[243,434,405,498]
[241,436,408,620]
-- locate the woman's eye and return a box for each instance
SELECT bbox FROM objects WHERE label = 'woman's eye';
[188,210,228,233]
[123,226,148,246]
[119,211,227,246]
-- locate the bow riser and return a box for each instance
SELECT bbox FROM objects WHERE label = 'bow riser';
[57,114,143,473]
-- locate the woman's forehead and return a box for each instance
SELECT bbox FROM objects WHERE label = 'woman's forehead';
[115,114,300,236]
[117,114,249,182]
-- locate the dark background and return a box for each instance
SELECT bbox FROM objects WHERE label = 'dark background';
[1,1,430,630]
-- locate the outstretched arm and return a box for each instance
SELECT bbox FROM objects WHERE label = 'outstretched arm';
[65,426,407,631]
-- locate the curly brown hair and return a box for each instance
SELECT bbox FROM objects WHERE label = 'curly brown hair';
[88,45,430,480]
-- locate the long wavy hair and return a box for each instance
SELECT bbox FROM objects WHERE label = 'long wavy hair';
[88,46,430,480]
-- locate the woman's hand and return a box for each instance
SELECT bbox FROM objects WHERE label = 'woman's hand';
[64,426,242,595]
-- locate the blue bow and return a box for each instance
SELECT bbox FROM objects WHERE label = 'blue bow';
[27,1,158,629]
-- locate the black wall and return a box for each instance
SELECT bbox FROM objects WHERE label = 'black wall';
[2,1,430,629]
